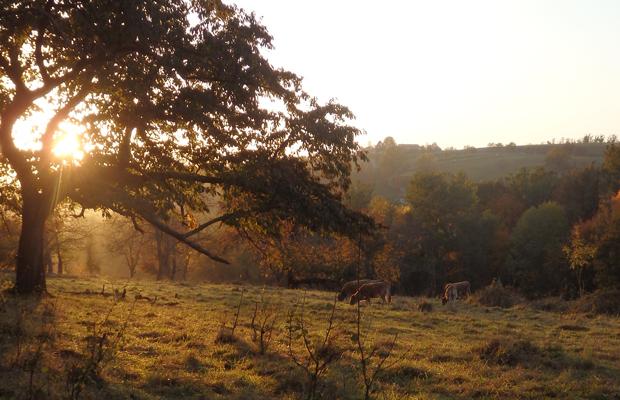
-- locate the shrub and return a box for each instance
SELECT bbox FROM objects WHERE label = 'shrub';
[477,338,594,371]
[478,338,539,366]
[572,288,620,315]
[472,285,524,308]
[214,290,244,344]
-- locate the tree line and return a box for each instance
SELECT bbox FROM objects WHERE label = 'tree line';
[1,139,618,300]
[241,139,620,299]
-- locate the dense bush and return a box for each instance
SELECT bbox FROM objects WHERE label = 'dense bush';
[571,288,620,315]
[472,285,524,308]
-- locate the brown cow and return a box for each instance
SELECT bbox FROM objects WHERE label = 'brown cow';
[337,279,381,301]
[349,281,391,305]
[441,281,471,305]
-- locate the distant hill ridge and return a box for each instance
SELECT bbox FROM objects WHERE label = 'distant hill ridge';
[355,142,607,200]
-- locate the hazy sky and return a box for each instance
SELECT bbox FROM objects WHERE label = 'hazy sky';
[233,0,620,148]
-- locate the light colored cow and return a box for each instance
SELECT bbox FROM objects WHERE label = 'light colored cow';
[442,281,471,305]
[349,281,391,305]
[337,279,381,301]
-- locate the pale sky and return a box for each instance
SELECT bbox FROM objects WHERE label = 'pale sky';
[233,0,620,148]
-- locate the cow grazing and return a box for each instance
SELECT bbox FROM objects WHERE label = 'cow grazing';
[349,281,391,305]
[337,279,380,301]
[442,281,471,305]
[442,284,458,305]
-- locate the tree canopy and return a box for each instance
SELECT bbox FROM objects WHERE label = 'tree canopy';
[504,201,570,297]
[0,0,373,293]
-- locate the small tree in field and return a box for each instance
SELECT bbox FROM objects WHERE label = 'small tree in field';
[0,1,373,294]
[85,237,100,276]
[564,224,597,296]
[105,217,147,279]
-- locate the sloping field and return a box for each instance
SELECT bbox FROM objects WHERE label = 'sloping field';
[432,149,603,182]
[1,274,619,399]
[361,143,607,199]
[404,145,605,182]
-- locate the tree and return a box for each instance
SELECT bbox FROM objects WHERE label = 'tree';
[552,164,601,224]
[345,181,374,211]
[0,1,372,294]
[545,145,574,173]
[374,136,407,199]
[506,167,558,209]
[405,172,478,294]
[105,216,147,279]
[602,142,620,193]
[414,152,439,173]
[455,210,506,289]
[0,207,19,269]
[248,222,359,287]
[503,202,570,297]
[575,192,620,289]
[0,159,20,268]
[85,235,101,275]
[563,224,597,296]
[477,180,526,228]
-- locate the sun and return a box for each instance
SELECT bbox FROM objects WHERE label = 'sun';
[13,102,89,163]
[52,124,84,161]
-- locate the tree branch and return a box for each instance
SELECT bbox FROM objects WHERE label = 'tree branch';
[138,212,230,264]
[35,27,51,83]
[28,57,92,100]
[144,170,228,185]
[0,111,32,184]
[0,55,12,80]
[117,126,134,167]
[5,44,27,92]
[130,216,144,234]
[182,208,266,238]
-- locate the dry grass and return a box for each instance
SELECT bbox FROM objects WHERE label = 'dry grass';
[1,273,619,399]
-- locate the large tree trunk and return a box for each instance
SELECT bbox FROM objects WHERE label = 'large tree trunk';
[15,194,49,294]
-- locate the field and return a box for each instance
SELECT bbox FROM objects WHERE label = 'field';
[423,144,606,181]
[1,274,620,400]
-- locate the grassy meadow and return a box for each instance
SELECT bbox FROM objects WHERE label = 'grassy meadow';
[1,273,619,400]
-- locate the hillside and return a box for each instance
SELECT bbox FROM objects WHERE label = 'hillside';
[1,274,619,399]
[355,142,607,200]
